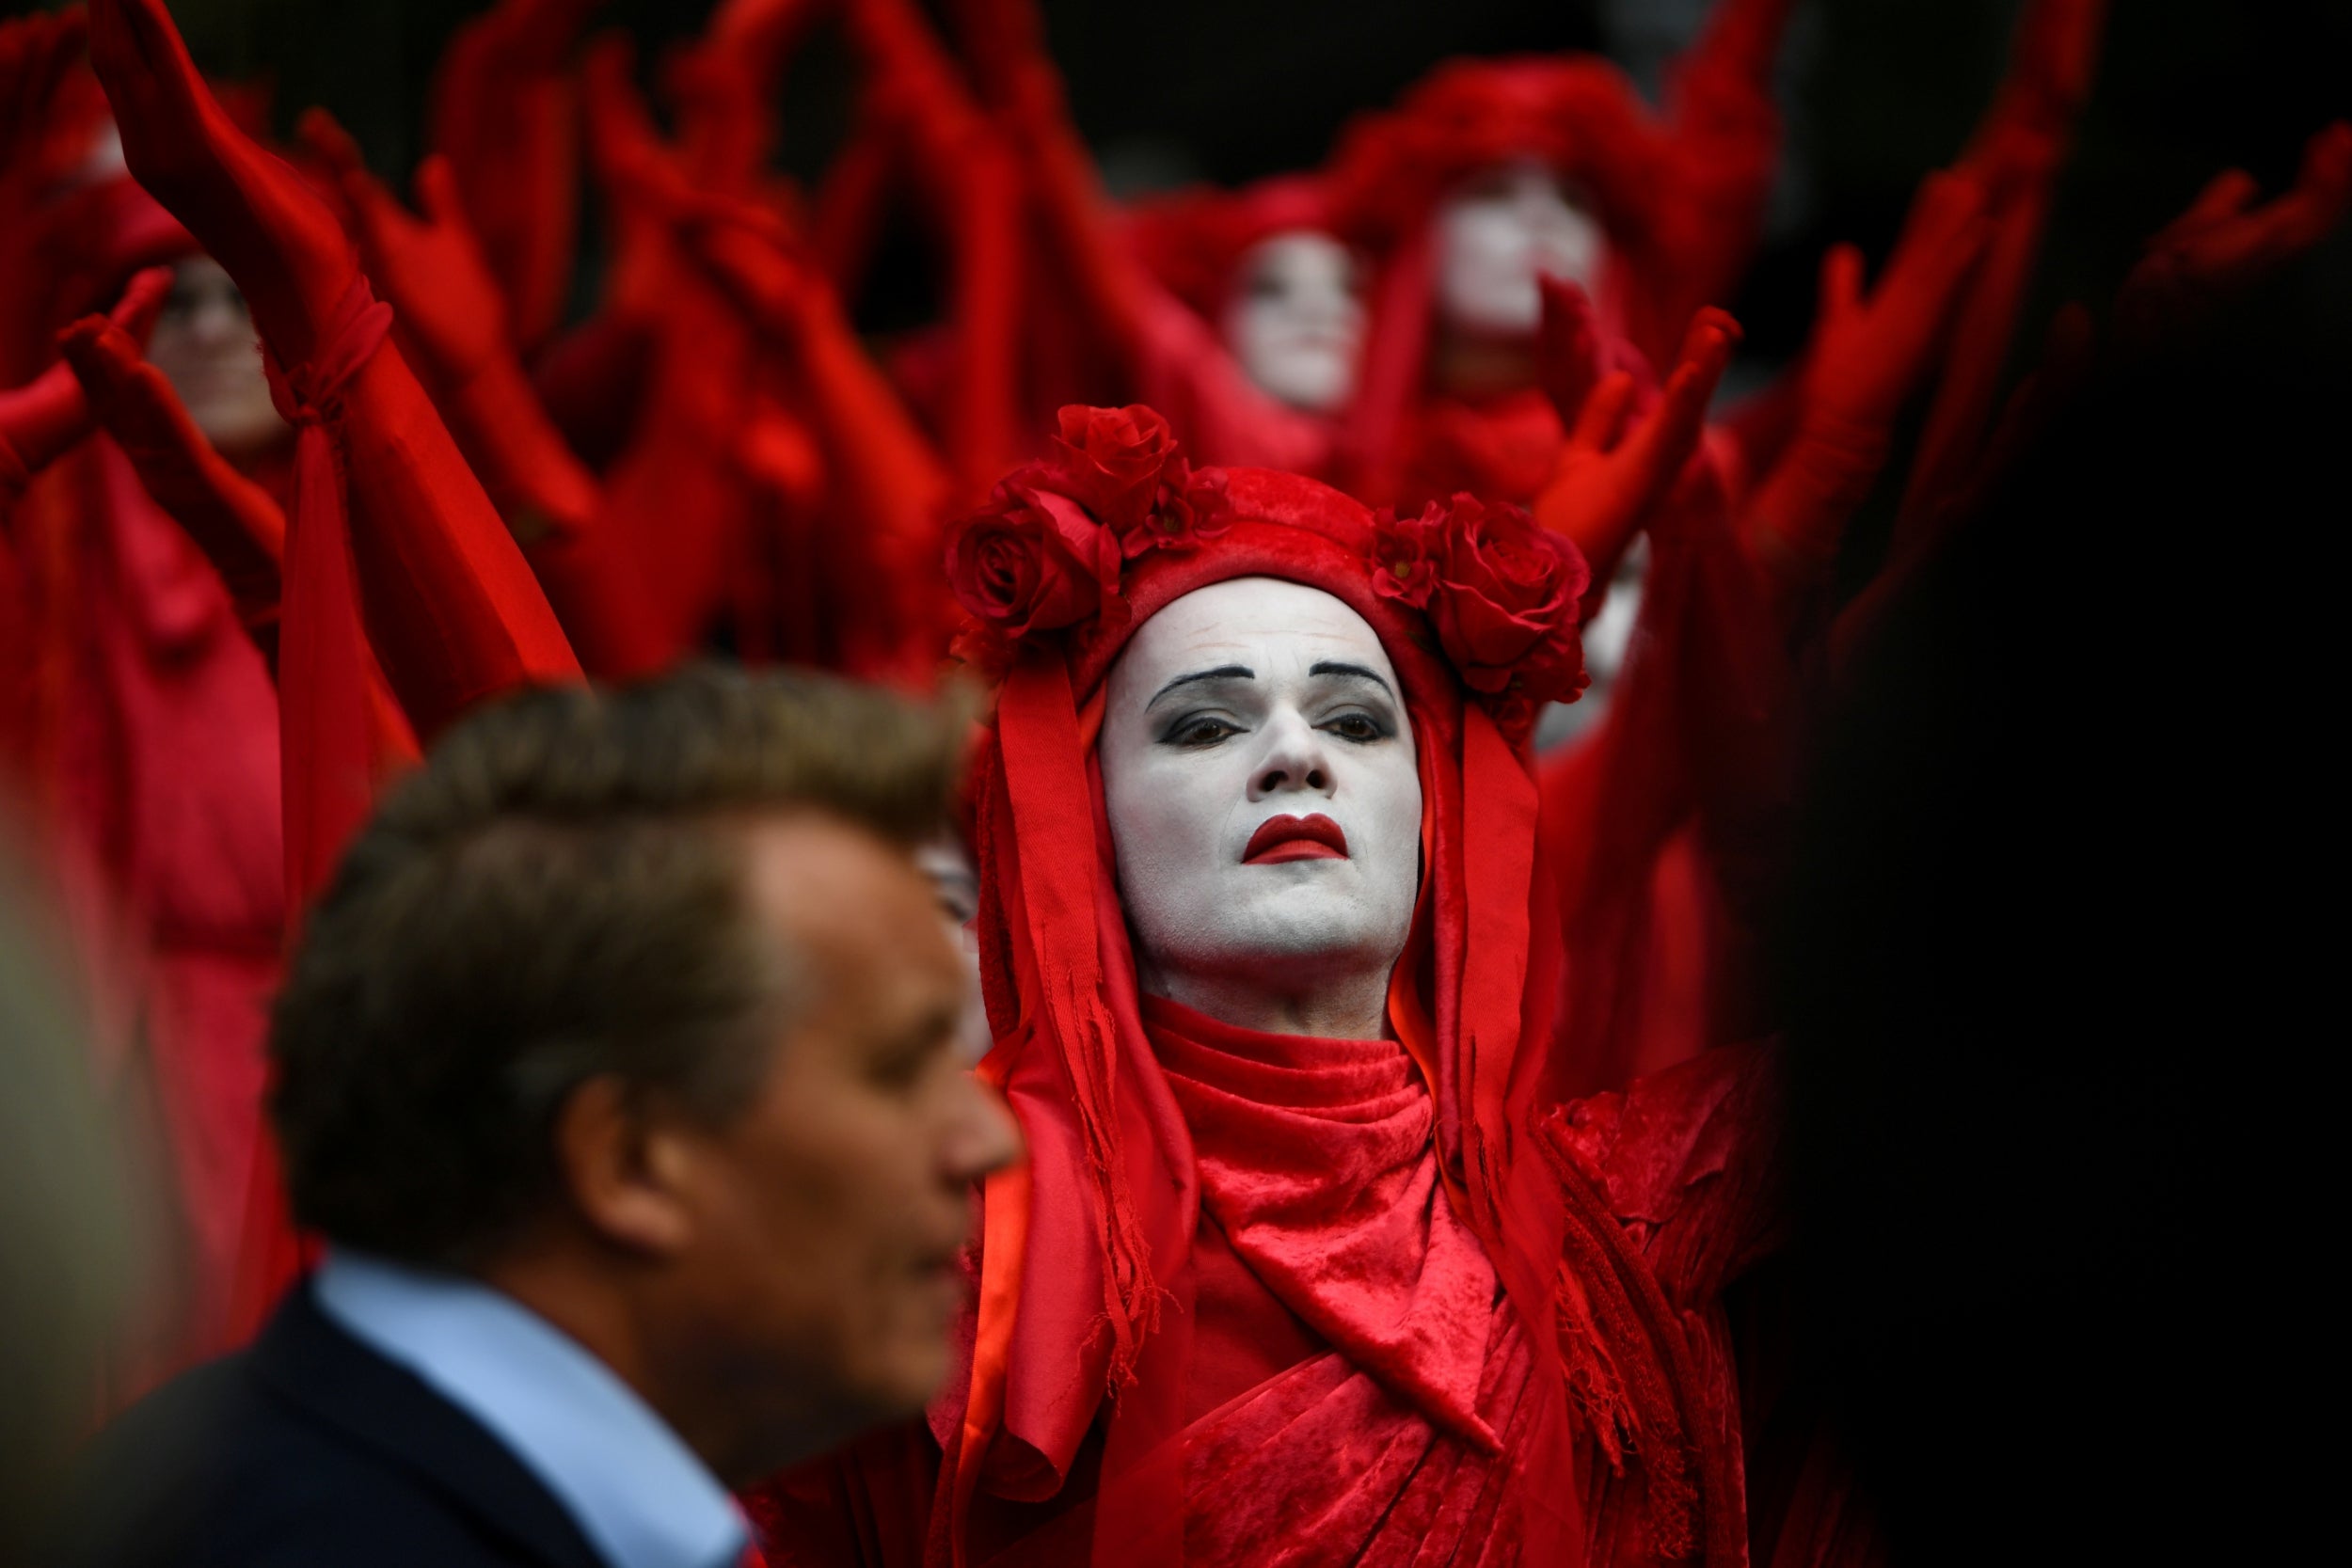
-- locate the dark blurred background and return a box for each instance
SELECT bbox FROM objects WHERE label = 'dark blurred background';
[6,0,2346,360]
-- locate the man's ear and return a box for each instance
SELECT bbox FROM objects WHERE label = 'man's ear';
[553,1075,697,1256]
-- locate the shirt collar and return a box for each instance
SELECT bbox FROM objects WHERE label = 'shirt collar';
[314,1250,748,1568]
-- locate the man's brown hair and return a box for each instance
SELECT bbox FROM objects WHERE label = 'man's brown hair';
[270,664,963,1269]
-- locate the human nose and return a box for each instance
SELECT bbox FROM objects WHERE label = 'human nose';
[940,1070,1023,1188]
[187,293,246,346]
[1295,279,1355,333]
[1247,708,1337,800]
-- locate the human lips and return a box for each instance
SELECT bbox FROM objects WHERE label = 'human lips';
[1243,813,1349,864]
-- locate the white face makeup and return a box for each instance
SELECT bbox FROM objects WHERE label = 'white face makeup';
[144,256,287,460]
[1219,230,1365,415]
[1099,578,1422,1037]
[913,837,992,1065]
[1434,157,1607,339]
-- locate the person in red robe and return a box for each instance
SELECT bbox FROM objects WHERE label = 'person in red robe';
[754,401,1820,1566]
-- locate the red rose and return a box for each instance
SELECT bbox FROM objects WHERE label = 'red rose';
[945,476,1122,642]
[1045,405,1181,531]
[1368,495,1589,731]
[1369,505,1443,609]
[1424,495,1589,704]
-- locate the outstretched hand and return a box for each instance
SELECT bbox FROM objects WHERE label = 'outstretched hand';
[2117,121,2352,344]
[1799,170,1991,436]
[674,202,824,341]
[299,109,511,385]
[1963,0,2106,193]
[86,0,358,367]
[0,266,169,481]
[1534,307,1740,584]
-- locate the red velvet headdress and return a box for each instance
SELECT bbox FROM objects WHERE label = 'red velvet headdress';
[937,405,1589,1558]
[1122,174,1341,325]
[1314,59,1675,506]
[1324,56,1665,251]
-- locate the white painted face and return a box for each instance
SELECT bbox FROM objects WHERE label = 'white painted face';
[913,837,991,1065]
[144,256,287,460]
[1434,157,1607,339]
[1219,230,1365,415]
[1099,578,1422,1008]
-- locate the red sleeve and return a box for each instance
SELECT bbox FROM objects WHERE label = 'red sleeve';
[89,0,583,741]
[845,0,1026,494]
[425,0,599,351]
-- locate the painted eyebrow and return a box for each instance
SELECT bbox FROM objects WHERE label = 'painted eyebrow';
[1309,660,1394,698]
[1149,664,1255,706]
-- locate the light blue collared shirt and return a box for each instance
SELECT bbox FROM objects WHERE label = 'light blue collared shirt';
[314,1250,749,1568]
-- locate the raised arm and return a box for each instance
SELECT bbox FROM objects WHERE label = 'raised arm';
[675,200,955,674]
[0,267,167,522]
[842,0,1024,494]
[1534,290,1740,601]
[89,0,580,738]
[1740,169,1990,631]
[662,0,833,196]
[1652,0,1799,318]
[2115,120,2352,350]
[426,0,605,352]
[1895,0,2106,541]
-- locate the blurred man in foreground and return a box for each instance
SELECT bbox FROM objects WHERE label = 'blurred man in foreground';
[49,665,1023,1568]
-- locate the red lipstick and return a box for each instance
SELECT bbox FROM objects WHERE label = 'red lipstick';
[1243,814,1349,864]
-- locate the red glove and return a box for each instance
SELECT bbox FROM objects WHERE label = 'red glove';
[1534,305,1740,603]
[678,203,953,673]
[57,306,288,646]
[581,34,691,325]
[301,112,509,384]
[2117,121,2352,348]
[89,0,580,742]
[1958,0,2106,198]
[1743,169,1989,599]
[1899,0,2106,533]
[298,112,603,532]
[846,0,1024,490]
[0,266,167,516]
[662,0,830,197]
[1649,0,1798,328]
[427,0,604,351]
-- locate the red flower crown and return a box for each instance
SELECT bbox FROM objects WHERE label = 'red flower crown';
[946,405,1590,739]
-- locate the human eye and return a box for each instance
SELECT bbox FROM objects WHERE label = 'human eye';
[868,1022,954,1094]
[1161,712,1245,748]
[1319,709,1394,745]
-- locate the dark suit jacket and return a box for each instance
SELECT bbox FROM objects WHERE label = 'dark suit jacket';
[45,1284,611,1568]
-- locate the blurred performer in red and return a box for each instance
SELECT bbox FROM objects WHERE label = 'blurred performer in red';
[0,8,290,1375]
